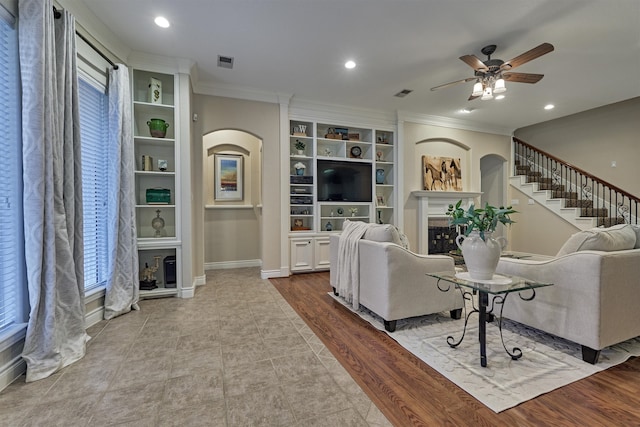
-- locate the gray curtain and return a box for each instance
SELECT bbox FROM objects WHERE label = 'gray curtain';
[104,66,139,319]
[19,0,89,382]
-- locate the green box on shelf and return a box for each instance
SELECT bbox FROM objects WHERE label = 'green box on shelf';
[146,188,171,204]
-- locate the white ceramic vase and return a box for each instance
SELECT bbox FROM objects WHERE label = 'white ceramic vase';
[456,230,507,280]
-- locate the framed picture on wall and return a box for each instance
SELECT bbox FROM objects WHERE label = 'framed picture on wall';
[214,154,244,201]
[422,155,462,191]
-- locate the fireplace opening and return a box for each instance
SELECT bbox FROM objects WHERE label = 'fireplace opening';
[428,218,458,254]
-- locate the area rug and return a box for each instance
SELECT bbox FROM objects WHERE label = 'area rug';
[330,294,640,413]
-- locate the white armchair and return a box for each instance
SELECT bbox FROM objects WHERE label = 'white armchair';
[357,240,463,331]
[330,229,463,332]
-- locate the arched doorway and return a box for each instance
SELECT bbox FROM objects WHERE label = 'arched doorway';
[480,154,507,237]
[202,129,263,269]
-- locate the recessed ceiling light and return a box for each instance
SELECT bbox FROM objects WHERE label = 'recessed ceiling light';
[459,108,473,114]
[154,16,170,28]
[495,95,505,100]
[344,60,356,69]
[544,104,555,110]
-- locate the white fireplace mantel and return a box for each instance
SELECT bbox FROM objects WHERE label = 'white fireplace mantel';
[411,191,482,254]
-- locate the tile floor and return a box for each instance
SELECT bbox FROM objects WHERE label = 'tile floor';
[0,268,391,426]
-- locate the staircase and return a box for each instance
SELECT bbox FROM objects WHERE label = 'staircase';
[511,138,638,230]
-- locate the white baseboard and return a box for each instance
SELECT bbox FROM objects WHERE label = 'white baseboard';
[261,268,289,279]
[204,259,261,270]
[193,275,206,287]
[179,285,195,299]
[0,357,26,392]
[85,306,105,328]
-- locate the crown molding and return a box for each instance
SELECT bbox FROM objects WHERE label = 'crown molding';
[127,51,195,76]
[289,98,397,130]
[194,81,287,105]
[398,110,514,136]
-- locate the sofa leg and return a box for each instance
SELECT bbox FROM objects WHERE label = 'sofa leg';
[450,309,462,319]
[332,287,339,296]
[581,346,600,364]
[383,320,397,332]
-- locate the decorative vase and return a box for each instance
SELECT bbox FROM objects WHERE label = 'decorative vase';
[147,118,169,138]
[456,230,507,280]
[297,149,305,155]
[151,209,165,238]
[295,168,304,176]
[376,169,385,184]
[325,221,333,231]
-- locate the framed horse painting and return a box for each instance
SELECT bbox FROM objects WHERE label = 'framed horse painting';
[422,156,462,191]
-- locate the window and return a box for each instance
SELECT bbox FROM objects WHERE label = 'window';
[78,76,109,292]
[0,9,22,331]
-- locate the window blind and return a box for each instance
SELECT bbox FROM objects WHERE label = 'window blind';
[78,77,110,292]
[0,13,20,331]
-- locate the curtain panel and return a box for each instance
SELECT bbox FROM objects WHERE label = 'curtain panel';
[104,66,139,319]
[19,0,89,382]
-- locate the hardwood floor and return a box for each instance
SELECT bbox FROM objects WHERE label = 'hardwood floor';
[270,272,640,427]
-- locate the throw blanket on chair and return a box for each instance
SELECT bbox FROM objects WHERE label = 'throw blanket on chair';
[336,220,370,309]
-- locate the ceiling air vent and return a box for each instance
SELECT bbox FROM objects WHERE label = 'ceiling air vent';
[394,89,413,98]
[217,55,234,69]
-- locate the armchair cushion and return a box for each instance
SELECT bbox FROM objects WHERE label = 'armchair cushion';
[556,224,636,256]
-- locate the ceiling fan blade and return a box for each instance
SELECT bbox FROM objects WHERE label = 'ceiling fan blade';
[503,72,544,84]
[459,55,488,72]
[468,94,479,101]
[430,77,477,91]
[500,43,554,70]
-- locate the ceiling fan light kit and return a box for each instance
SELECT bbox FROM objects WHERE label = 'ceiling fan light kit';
[431,42,554,101]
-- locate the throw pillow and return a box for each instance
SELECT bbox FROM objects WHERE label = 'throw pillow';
[556,223,637,256]
[363,223,401,244]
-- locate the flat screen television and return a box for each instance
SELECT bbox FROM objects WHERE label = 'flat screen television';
[317,159,372,202]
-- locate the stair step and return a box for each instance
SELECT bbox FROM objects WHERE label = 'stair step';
[515,166,530,175]
[566,199,593,208]
[539,183,565,191]
[552,191,577,199]
[599,217,627,227]
[580,207,608,217]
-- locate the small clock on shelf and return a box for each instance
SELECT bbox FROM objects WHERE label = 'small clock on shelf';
[350,146,362,159]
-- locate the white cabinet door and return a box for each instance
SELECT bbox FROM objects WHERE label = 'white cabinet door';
[314,237,331,270]
[290,239,313,272]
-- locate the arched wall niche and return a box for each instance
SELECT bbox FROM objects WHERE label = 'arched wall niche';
[202,129,263,266]
[415,137,471,192]
[203,129,262,207]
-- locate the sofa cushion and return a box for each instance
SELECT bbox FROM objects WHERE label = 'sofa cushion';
[556,224,637,256]
[631,224,640,249]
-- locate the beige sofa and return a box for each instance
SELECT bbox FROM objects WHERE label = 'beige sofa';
[329,224,463,332]
[496,224,640,363]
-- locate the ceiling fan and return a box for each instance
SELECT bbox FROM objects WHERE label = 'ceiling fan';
[430,43,554,101]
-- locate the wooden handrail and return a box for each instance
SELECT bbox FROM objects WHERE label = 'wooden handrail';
[513,137,639,201]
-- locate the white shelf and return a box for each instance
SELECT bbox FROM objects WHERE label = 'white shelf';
[133,68,182,297]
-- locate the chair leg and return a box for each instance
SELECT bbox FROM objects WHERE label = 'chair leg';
[581,345,600,364]
[383,320,397,332]
[450,308,462,319]
[332,287,339,296]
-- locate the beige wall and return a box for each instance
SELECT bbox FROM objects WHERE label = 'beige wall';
[507,188,579,256]
[192,95,280,274]
[401,122,511,250]
[514,97,640,196]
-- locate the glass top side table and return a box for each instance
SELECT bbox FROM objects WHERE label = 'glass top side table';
[428,271,553,367]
